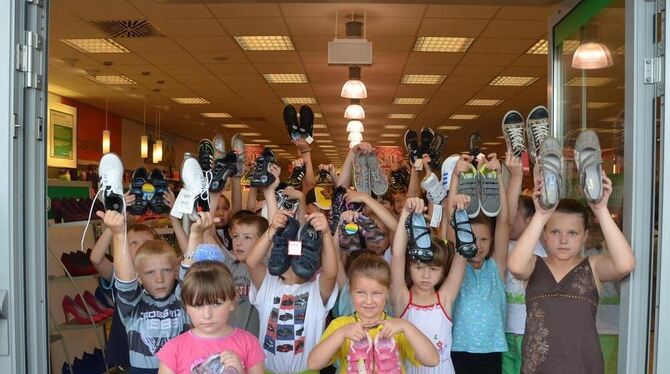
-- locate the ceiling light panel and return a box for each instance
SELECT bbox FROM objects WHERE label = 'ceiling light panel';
[240,132,261,136]
[201,112,232,118]
[526,39,548,55]
[382,133,401,137]
[313,132,329,137]
[401,74,446,84]
[320,139,334,143]
[438,125,462,131]
[384,125,407,130]
[313,124,327,129]
[282,97,317,104]
[393,97,427,105]
[482,142,502,146]
[449,114,479,120]
[319,145,336,148]
[489,76,539,86]
[171,97,210,104]
[222,124,249,129]
[566,77,615,87]
[263,74,308,83]
[387,114,415,119]
[60,38,129,53]
[380,140,397,144]
[466,99,503,106]
[562,40,581,54]
[254,139,272,143]
[85,75,136,85]
[314,113,323,118]
[413,36,475,52]
[234,36,295,51]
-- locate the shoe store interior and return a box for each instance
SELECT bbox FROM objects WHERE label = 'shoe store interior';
[44,0,642,373]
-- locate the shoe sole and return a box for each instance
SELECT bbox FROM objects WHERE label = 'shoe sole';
[574,130,604,203]
[441,154,461,190]
[367,154,388,196]
[452,209,478,258]
[538,137,562,209]
[353,156,371,194]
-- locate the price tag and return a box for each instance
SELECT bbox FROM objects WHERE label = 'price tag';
[430,205,442,228]
[414,158,423,170]
[288,240,302,256]
[171,189,195,219]
[305,135,314,144]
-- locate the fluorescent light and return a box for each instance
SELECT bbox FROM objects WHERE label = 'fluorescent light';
[526,39,548,55]
[573,102,615,109]
[489,76,539,86]
[413,36,474,52]
[240,132,261,136]
[254,139,272,143]
[282,97,316,104]
[380,140,397,144]
[384,125,407,130]
[393,98,427,105]
[201,112,232,118]
[450,114,479,120]
[387,114,415,119]
[401,74,446,84]
[438,125,462,131]
[222,124,249,129]
[85,75,136,85]
[265,144,279,148]
[234,35,294,51]
[562,40,581,54]
[319,145,336,148]
[313,132,329,137]
[313,124,327,129]
[320,139,334,143]
[566,77,614,87]
[60,38,129,53]
[263,74,308,83]
[171,97,210,104]
[466,99,503,106]
[482,142,502,146]
[381,133,401,137]
[314,112,323,118]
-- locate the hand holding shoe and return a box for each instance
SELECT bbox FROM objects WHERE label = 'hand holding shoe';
[505,147,523,178]
[97,210,125,234]
[455,155,474,176]
[293,138,310,154]
[421,154,432,175]
[452,194,471,212]
[484,153,501,172]
[342,322,370,342]
[191,212,219,235]
[379,318,407,339]
[340,210,360,224]
[283,186,304,200]
[345,190,369,204]
[220,350,244,374]
[124,190,136,206]
[352,142,372,155]
[267,164,281,190]
[270,210,293,231]
[532,176,556,219]
[306,212,329,232]
[292,158,305,168]
[164,187,175,208]
[587,170,613,215]
[403,197,425,215]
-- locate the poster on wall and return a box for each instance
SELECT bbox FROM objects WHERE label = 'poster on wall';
[48,102,77,168]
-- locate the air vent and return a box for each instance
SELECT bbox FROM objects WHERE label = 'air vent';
[92,20,164,38]
[239,117,266,122]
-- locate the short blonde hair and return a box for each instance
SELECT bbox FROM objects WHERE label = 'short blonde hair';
[181,261,236,307]
[349,252,392,289]
[133,240,176,269]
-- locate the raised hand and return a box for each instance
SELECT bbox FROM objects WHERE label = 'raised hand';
[307,212,329,232]
[97,210,125,234]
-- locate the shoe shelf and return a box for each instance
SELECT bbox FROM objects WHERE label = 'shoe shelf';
[50,333,63,343]
[48,219,102,228]
[48,274,98,283]
[58,317,112,332]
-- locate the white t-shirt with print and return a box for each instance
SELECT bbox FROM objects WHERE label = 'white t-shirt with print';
[505,240,547,334]
[250,270,337,374]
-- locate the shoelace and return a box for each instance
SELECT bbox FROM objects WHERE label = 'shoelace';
[506,126,526,155]
[81,185,128,260]
[200,170,213,201]
[530,120,550,149]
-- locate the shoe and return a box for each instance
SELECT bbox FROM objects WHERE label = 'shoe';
[441,154,460,191]
[95,287,114,309]
[316,169,334,187]
[478,163,500,217]
[390,167,410,192]
[210,151,238,192]
[213,132,226,159]
[502,110,526,157]
[457,162,481,218]
[74,294,108,322]
[329,186,348,233]
[421,172,447,205]
[347,333,374,373]
[574,130,604,203]
[200,353,240,374]
[83,290,114,318]
[62,295,105,324]
[249,149,277,188]
[428,132,446,170]
[60,251,96,276]
[90,348,107,374]
[538,137,563,209]
[291,223,322,280]
[338,221,363,252]
[198,139,215,173]
[468,131,482,159]
[366,154,388,196]
[269,217,300,276]
[358,215,386,248]
[419,127,434,157]
[231,133,246,177]
[170,157,209,219]
[403,129,420,165]
[353,155,371,194]
[373,335,401,374]
[149,168,170,214]
[275,182,299,213]
[526,106,551,163]
[286,165,305,189]
[405,213,433,262]
[451,209,478,258]
[299,105,314,142]
[97,153,125,214]
[283,105,301,141]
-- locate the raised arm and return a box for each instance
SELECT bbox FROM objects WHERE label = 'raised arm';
[294,139,315,191]
[89,228,114,281]
[165,188,189,252]
[390,198,424,314]
[505,150,524,227]
[310,212,338,304]
[181,212,217,267]
[336,142,372,188]
[345,190,398,232]
[97,210,135,282]
[247,210,291,288]
[283,186,307,225]
[486,154,510,279]
[262,164,281,223]
[245,186,257,211]
[230,175,242,215]
[439,194,470,308]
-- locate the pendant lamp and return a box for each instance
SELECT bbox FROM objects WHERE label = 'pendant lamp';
[341,66,367,99]
[102,95,110,154]
[140,99,148,158]
[571,42,613,69]
[348,132,363,142]
[344,99,365,120]
[346,120,364,133]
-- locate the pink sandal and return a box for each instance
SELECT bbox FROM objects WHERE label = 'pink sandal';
[347,333,374,373]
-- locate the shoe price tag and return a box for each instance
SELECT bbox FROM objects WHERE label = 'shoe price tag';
[305,135,314,144]
[288,240,302,256]
[414,158,423,170]
[172,190,195,218]
[430,205,442,228]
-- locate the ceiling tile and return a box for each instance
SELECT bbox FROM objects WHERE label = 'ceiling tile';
[174,37,240,52]
[286,17,337,36]
[496,6,553,20]
[136,52,197,64]
[192,51,250,65]
[149,18,226,37]
[120,38,184,53]
[467,38,538,54]
[132,0,213,19]
[59,0,143,20]
[255,64,306,74]
[49,20,106,38]
[458,53,519,66]
[425,5,500,19]
[207,3,281,18]
[158,64,210,75]
[366,17,422,37]
[245,51,301,64]
[205,63,258,75]
[292,35,331,51]
[219,18,289,35]
[418,18,489,37]
[406,52,464,65]
[480,20,546,39]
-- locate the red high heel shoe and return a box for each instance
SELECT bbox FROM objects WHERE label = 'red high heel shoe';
[62,295,105,324]
[83,290,114,318]
[73,294,108,322]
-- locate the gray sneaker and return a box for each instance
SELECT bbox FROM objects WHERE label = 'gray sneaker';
[457,162,480,218]
[526,106,551,163]
[574,130,603,203]
[231,133,246,177]
[367,153,388,196]
[353,155,371,194]
[478,163,500,217]
[538,137,563,210]
[502,110,526,157]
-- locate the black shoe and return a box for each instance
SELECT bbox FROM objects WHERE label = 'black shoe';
[286,165,305,189]
[468,131,482,167]
[269,216,300,276]
[149,168,170,214]
[210,151,238,192]
[250,149,277,187]
[275,182,299,212]
[451,209,478,258]
[316,169,334,187]
[405,213,433,262]
[299,105,314,140]
[429,132,446,170]
[128,167,150,215]
[419,127,434,157]
[283,105,301,141]
[291,223,322,280]
[328,186,347,234]
[198,139,215,172]
[404,129,419,164]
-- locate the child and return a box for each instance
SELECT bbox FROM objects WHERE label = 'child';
[391,197,468,373]
[508,172,634,373]
[307,252,439,373]
[100,209,189,374]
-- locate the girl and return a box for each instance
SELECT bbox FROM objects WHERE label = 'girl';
[508,172,634,373]
[307,253,439,373]
[156,261,264,374]
[391,197,468,373]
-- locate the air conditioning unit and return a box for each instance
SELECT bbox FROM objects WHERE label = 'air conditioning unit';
[328,38,373,65]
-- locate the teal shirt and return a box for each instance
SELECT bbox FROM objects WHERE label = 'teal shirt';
[452,258,507,353]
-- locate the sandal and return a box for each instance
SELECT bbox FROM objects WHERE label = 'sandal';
[451,209,478,258]
[405,213,433,262]
[538,136,563,209]
[373,335,401,374]
[291,223,322,280]
[574,130,603,203]
[269,216,300,276]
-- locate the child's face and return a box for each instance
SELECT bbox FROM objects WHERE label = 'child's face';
[127,230,156,259]
[350,276,388,321]
[392,193,406,215]
[215,198,230,229]
[470,223,492,265]
[136,254,177,299]
[409,262,443,291]
[509,208,531,241]
[186,299,235,338]
[230,223,260,262]
[543,212,588,260]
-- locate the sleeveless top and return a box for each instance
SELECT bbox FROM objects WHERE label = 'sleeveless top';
[522,256,603,374]
[451,258,507,353]
[400,291,454,374]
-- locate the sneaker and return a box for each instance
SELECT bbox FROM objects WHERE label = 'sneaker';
[213,132,226,159]
[269,217,300,276]
[366,154,388,196]
[428,132,447,169]
[373,335,401,374]
[338,221,363,252]
[316,169,334,187]
[275,182,299,213]
[283,105,301,141]
[128,167,150,215]
[249,149,277,187]
[502,110,526,157]
[405,213,433,262]
[451,209,478,258]
[329,186,348,233]
[421,172,447,205]
[526,106,551,163]
[231,133,246,177]
[403,129,420,164]
[198,352,240,374]
[198,139,215,173]
[149,168,170,214]
[291,222,322,280]
[97,153,125,213]
[441,154,460,191]
[574,130,604,204]
[353,155,371,194]
[538,137,563,210]
[286,165,305,189]
[210,152,238,193]
[347,333,374,373]
[170,157,209,219]
[457,163,481,218]
[419,127,434,157]
[468,131,482,159]
[299,105,314,141]
[478,163,500,217]
[358,215,386,248]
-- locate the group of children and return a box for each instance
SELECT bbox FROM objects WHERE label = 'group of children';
[86,105,635,374]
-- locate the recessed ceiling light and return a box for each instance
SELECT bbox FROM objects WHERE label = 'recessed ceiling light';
[413,36,475,52]
[265,144,279,148]
[489,76,539,86]
[562,40,581,54]
[482,142,502,146]
[240,132,261,136]
[313,132,329,137]
[381,133,401,137]
[438,125,462,131]
[387,114,415,119]
[573,102,615,109]
[466,99,503,106]
[171,97,210,104]
[282,97,317,104]
[450,114,479,120]
[526,39,549,55]
[401,74,446,84]
[60,38,129,53]
[234,35,294,51]
[85,75,136,85]
[566,77,615,87]
[313,124,327,129]
[393,98,427,105]
[319,145,336,148]
[263,74,308,84]
[384,125,407,130]
[496,135,505,139]
[201,112,232,118]
[222,124,249,129]
[254,139,272,143]
[314,112,323,118]
[380,140,397,144]
[320,139,334,143]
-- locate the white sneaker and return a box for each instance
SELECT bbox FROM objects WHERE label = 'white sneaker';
[213,133,226,159]
[421,172,447,205]
[170,157,210,219]
[98,153,125,213]
[441,154,461,191]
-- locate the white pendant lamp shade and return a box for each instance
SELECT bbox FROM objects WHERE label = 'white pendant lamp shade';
[344,103,365,120]
[140,135,149,158]
[349,140,361,148]
[153,140,163,163]
[346,120,364,133]
[341,79,367,99]
[348,132,363,142]
[102,130,111,154]
[571,42,613,69]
